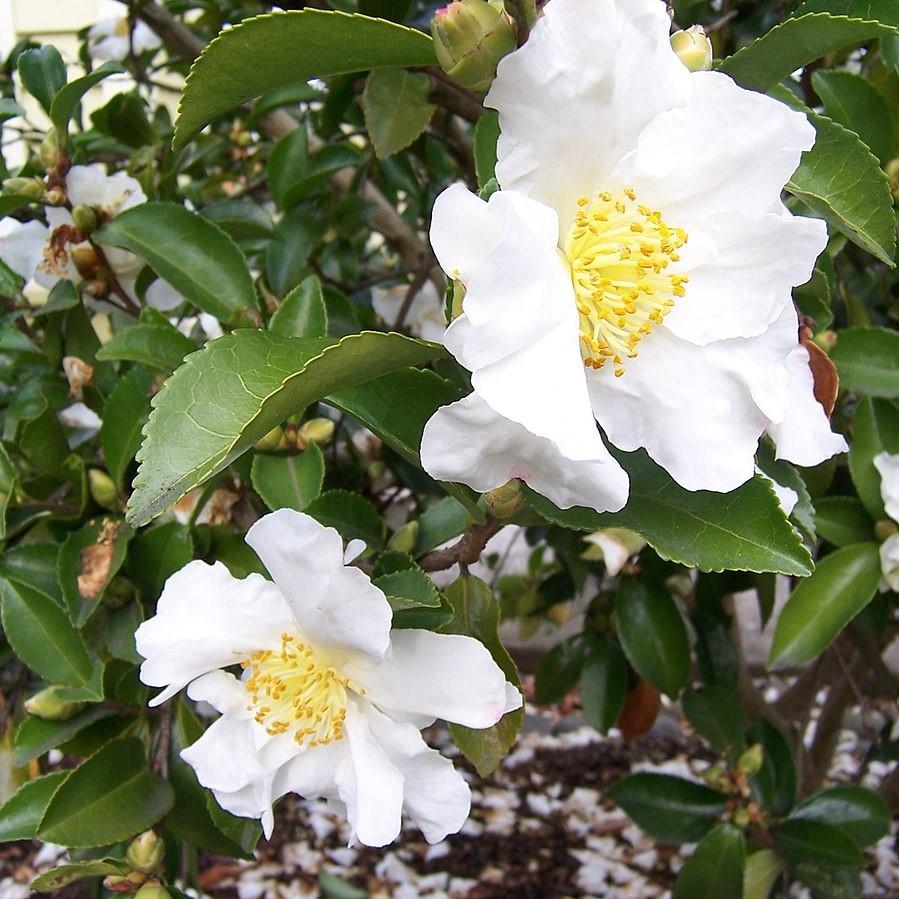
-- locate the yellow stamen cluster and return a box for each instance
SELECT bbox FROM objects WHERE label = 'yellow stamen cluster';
[243,633,352,747]
[564,188,688,377]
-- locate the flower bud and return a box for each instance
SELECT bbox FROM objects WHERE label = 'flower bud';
[2,176,46,200]
[88,469,119,511]
[71,204,99,234]
[887,158,899,203]
[670,25,713,72]
[387,520,419,554]
[254,425,290,453]
[104,874,146,892]
[40,128,65,171]
[126,830,165,874]
[875,518,899,541]
[298,417,335,448]
[812,329,837,352]
[737,743,764,777]
[484,479,525,518]
[24,685,85,721]
[431,0,516,91]
[70,245,102,279]
[546,601,572,625]
[44,186,67,206]
[732,806,751,828]
[134,883,171,899]
[701,765,731,792]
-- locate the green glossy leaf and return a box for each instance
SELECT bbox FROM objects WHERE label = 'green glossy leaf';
[415,495,469,555]
[0,544,61,604]
[474,109,500,190]
[814,496,875,546]
[50,62,123,131]
[776,818,865,869]
[768,542,881,667]
[37,737,174,847]
[268,128,310,211]
[849,397,899,518]
[265,205,319,297]
[251,444,324,512]
[790,785,891,847]
[831,326,899,396]
[0,441,15,541]
[672,823,745,899]
[748,719,797,817]
[14,706,115,766]
[375,565,450,628]
[31,859,131,893]
[743,849,784,899]
[812,69,894,162]
[94,203,258,321]
[363,68,434,158]
[0,772,68,841]
[720,12,899,91]
[534,637,587,704]
[786,107,895,265]
[174,10,437,148]
[525,452,812,576]
[305,489,385,548]
[127,331,444,527]
[32,279,79,319]
[579,635,627,734]
[201,200,273,240]
[18,46,66,113]
[682,686,746,761]
[270,275,328,338]
[0,578,95,687]
[613,579,690,699]
[96,323,197,372]
[607,773,727,844]
[101,366,154,489]
[126,520,193,602]
[442,576,523,776]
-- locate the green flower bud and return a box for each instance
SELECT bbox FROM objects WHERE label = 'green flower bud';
[737,743,764,777]
[887,158,899,203]
[732,806,751,828]
[24,685,85,721]
[89,469,119,510]
[298,417,335,447]
[134,883,171,899]
[1,176,46,200]
[39,128,65,171]
[431,0,516,91]
[71,204,99,234]
[484,478,525,518]
[670,25,713,72]
[44,186,67,206]
[387,520,419,554]
[701,765,731,793]
[254,425,289,453]
[104,874,146,891]
[875,518,899,541]
[126,830,165,875]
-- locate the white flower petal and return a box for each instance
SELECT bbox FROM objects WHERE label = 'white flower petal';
[768,345,848,467]
[879,533,899,592]
[420,392,628,513]
[488,0,690,229]
[345,629,520,729]
[429,182,502,283]
[667,212,827,345]
[58,402,102,433]
[135,560,294,706]
[145,279,183,311]
[874,453,899,522]
[90,35,130,61]
[0,219,48,282]
[245,510,392,662]
[610,71,815,228]
[66,165,146,215]
[366,706,471,844]
[337,700,405,847]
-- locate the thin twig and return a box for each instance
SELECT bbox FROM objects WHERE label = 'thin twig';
[394,266,431,331]
[418,517,503,572]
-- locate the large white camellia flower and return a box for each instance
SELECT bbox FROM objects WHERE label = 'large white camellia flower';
[136,510,521,846]
[87,16,162,63]
[420,0,846,513]
[874,453,899,590]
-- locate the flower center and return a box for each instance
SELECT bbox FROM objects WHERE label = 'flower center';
[243,633,352,747]
[564,188,688,378]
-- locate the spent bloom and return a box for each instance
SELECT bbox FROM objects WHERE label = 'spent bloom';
[874,453,899,590]
[135,510,521,846]
[420,0,846,514]
[87,16,162,62]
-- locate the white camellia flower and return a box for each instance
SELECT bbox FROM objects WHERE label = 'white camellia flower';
[136,509,521,846]
[420,0,846,514]
[874,452,899,590]
[372,282,447,342]
[87,16,162,62]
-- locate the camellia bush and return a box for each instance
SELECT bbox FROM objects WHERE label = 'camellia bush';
[0,0,898,896]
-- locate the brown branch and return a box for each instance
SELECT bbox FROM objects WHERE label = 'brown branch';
[426,69,486,123]
[418,517,503,572]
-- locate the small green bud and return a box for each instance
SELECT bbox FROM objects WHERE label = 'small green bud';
[670,25,713,72]
[546,602,571,625]
[431,0,516,91]
[387,520,419,554]
[39,128,65,171]
[126,830,165,875]
[812,329,837,352]
[368,460,387,480]
[254,425,289,453]
[134,883,171,899]
[44,186,67,206]
[2,176,46,200]
[701,765,731,792]
[732,806,751,828]
[24,685,85,721]
[484,479,525,519]
[298,417,335,447]
[737,743,764,777]
[875,519,899,541]
[104,874,146,891]
[89,469,118,510]
[887,158,899,203]
[71,204,99,233]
